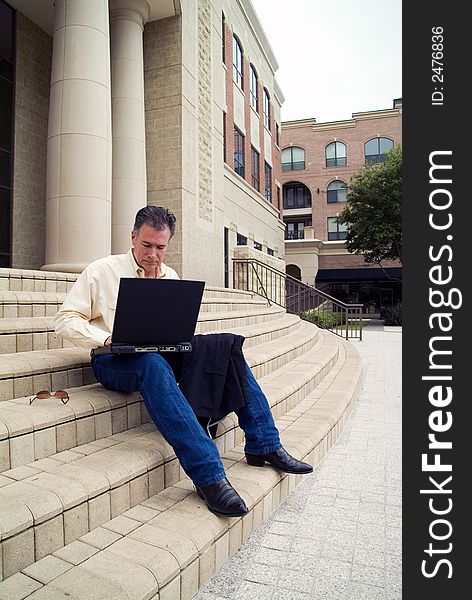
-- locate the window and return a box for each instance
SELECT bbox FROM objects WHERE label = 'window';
[264,162,272,202]
[233,127,244,177]
[285,221,307,240]
[263,88,270,130]
[254,241,262,251]
[327,180,347,203]
[237,233,247,245]
[224,227,229,287]
[251,146,260,191]
[364,137,394,163]
[0,0,14,267]
[283,182,312,209]
[276,186,281,212]
[232,36,243,88]
[275,123,280,146]
[222,112,226,163]
[327,217,348,240]
[282,147,305,171]
[250,65,258,111]
[221,13,226,63]
[325,141,347,167]
[267,248,274,256]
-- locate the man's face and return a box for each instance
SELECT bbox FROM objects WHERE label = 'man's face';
[131,223,172,271]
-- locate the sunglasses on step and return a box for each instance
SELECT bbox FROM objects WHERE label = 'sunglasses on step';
[30,390,70,405]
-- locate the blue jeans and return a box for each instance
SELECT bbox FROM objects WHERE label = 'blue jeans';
[91,353,281,487]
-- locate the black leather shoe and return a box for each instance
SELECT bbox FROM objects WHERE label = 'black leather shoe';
[246,447,313,474]
[196,478,249,517]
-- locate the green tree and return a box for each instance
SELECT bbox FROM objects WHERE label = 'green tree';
[337,146,402,266]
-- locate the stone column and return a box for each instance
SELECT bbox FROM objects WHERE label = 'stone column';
[43,0,112,273]
[110,0,150,254]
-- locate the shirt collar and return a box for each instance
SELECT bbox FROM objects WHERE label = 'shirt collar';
[127,248,166,278]
[127,248,145,278]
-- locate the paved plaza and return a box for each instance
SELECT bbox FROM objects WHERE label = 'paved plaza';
[194,324,402,600]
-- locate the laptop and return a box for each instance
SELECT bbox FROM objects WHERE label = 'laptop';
[91,278,205,356]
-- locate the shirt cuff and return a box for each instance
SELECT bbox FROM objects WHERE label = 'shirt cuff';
[96,331,111,348]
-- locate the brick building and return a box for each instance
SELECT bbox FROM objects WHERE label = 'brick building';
[281,100,402,315]
[0,0,285,286]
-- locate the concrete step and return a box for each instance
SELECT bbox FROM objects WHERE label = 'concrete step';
[200,286,257,301]
[0,305,289,355]
[0,268,257,303]
[0,334,362,589]
[0,268,363,591]
[244,320,320,380]
[0,314,311,462]
[214,312,301,349]
[0,268,77,294]
[0,329,340,575]
[0,347,94,402]
[198,297,269,313]
[0,318,73,354]
[196,304,285,332]
[0,313,311,402]
[0,313,313,473]
[0,290,268,320]
[0,328,331,474]
[0,323,322,467]
[0,292,67,319]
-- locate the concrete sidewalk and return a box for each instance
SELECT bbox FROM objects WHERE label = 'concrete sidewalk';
[194,325,402,600]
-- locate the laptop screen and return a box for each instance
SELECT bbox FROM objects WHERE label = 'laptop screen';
[112,278,205,346]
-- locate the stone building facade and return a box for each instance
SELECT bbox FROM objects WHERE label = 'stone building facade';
[281,101,402,314]
[1,0,285,286]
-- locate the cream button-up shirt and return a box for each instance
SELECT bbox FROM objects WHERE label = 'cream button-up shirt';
[54,248,179,349]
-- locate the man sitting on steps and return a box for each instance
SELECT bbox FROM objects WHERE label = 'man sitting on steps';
[55,205,313,517]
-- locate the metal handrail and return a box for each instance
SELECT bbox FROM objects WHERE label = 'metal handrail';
[233,258,363,340]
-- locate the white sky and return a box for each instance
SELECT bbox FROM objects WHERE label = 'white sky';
[250,0,402,123]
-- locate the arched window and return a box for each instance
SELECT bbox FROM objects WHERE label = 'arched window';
[282,147,305,171]
[263,88,270,130]
[327,180,347,203]
[232,35,243,88]
[364,137,394,163]
[283,182,311,209]
[250,64,258,110]
[286,264,302,280]
[325,141,346,167]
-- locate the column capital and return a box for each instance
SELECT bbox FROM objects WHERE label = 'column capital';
[110,0,150,27]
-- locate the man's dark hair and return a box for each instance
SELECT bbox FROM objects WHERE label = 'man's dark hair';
[133,206,176,237]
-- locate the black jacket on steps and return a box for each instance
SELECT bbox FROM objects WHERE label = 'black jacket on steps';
[178,333,250,428]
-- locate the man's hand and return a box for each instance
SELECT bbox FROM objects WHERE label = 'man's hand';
[104,336,112,346]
